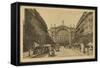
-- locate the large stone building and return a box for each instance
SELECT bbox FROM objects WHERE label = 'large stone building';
[75,12,93,43]
[23,9,54,52]
[48,22,75,46]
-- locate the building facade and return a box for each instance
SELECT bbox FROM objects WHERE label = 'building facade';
[23,9,54,53]
[48,23,75,47]
[74,12,94,54]
[76,12,93,35]
[75,12,93,47]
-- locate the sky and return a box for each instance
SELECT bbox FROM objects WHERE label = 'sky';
[21,6,94,29]
[35,7,84,29]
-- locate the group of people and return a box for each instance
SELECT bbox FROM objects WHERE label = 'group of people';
[28,42,57,57]
[73,42,93,55]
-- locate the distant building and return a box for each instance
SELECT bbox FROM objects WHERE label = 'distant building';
[48,22,75,46]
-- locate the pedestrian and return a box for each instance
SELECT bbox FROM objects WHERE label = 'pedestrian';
[80,43,84,53]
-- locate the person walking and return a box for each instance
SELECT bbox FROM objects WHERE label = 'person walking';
[80,43,84,53]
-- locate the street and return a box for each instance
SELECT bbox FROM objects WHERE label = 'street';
[55,46,85,57]
[42,46,85,58]
[24,46,87,58]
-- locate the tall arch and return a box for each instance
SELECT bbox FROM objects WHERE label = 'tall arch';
[54,26,70,45]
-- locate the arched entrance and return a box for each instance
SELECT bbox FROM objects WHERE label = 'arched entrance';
[54,26,70,47]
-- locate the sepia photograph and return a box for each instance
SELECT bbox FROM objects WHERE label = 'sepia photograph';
[18,4,97,63]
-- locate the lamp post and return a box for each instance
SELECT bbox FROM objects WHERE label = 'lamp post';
[69,25,72,48]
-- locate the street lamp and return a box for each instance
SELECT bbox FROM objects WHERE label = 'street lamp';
[69,25,72,48]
